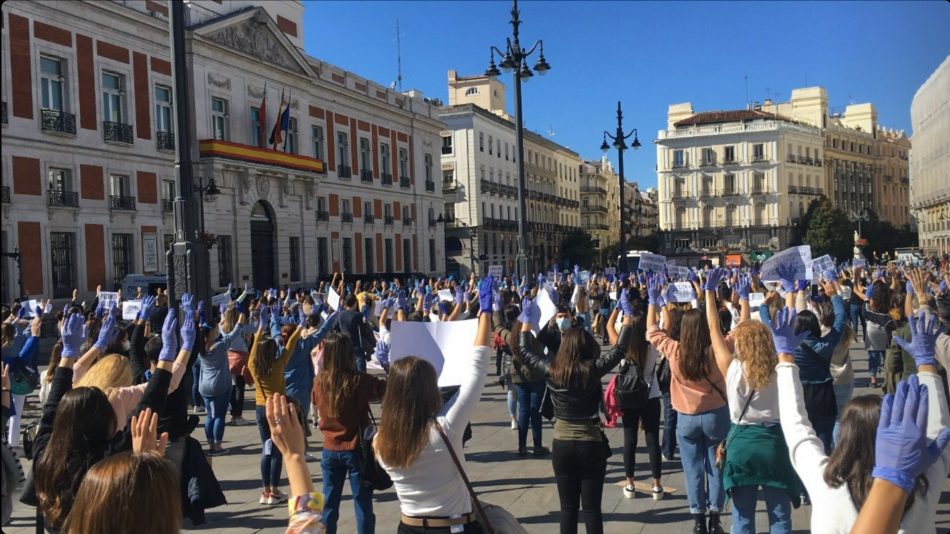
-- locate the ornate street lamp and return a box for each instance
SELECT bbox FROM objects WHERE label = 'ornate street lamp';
[600,101,639,271]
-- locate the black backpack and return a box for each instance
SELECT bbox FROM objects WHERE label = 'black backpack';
[614,360,651,409]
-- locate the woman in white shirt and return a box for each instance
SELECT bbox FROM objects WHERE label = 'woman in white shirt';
[706,278,801,534]
[773,309,948,533]
[374,282,492,533]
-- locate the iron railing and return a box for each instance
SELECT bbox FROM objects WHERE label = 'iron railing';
[360,169,373,182]
[403,217,413,226]
[381,173,393,185]
[110,194,136,210]
[337,165,352,179]
[316,210,329,221]
[156,131,175,150]
[364,214,375,223]
[384,215,394,226]
[425,181,435,193]
[41,109,76,134]
[1,102,6,125]
[161,199,174,213]
[400,176,411,188]
[1,186,10,203]
[103,121,133,144]
[341,212,353,223]
[48,189,79,207]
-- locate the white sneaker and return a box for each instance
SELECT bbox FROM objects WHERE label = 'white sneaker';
[194,406,206,415]
[231,416,253,426]
[259,492,270,505]
[510,419,518,430]
[623,485,636,499]
[652,486,664,501]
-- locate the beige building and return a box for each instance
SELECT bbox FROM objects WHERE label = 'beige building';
[580,157,620,255]
[627,184,658,241]
[440,71,580,276]
[910,54,950,255]
[761,87,911,228]
[0,0,445,301]
[656,104,824,263]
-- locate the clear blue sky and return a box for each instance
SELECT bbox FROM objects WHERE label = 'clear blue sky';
[302,1,950,188]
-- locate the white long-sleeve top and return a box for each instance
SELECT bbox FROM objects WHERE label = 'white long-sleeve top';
[777,363,949,533]
[378,346,490,517]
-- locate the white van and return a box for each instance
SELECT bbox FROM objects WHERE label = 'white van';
[121,274,167,297]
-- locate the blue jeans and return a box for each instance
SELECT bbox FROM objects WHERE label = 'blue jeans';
[255,405,282,488]
[832,381,853,446]
[202,389,231,443]
[677,405,729,514]
[515,380,545,451]
[731,485,792,534]
[191,362,204,408]
[506,388,518,418]
[661,391,678,458]
[868,350,883,377]
[321,449,375,534]
[850,304,865,340]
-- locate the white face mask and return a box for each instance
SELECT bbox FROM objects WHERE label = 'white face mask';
[121,340,131,352]
[556,317,572,331]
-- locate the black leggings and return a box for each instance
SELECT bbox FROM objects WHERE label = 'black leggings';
[230,374,246,418]
[622,397,662,480]
[552,439,606,534]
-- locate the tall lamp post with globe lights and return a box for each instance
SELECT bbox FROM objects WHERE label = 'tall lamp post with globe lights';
[484,0,550,278]
[600,101,640,271]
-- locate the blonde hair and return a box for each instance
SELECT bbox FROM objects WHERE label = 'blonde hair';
[733,321,778,390]
[76,355,133,395]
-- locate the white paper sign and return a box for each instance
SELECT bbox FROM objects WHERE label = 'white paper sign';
[669,282,696,303]
[373,300,388,317]
[759,246,812,283]
[122,300,142,321]
[811,254,835,274]
[437,289,453,302]
[668,265,689,279]
[637,252,667,273]
[21,299,39,318]
[327,288,341,311]
[211,292,231,307]
[578,270,590,283]
[609,291,617,301]
[529,288,558,335]
[604,267,616,276]
[488,265,503,278]
[99,291,120,308]
[852,258,866,269]
[390,319,479,387]
[748,292,765,308]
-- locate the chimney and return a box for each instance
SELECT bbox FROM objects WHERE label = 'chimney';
[753,101,761,111]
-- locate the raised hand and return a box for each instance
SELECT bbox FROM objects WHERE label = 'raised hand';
[180,293,195,320]
[872,375,950,493]
[60,313,86,358]
[517,297,537,324]
[93,309,119,352]
[131,408,169,455]
[455,284,465,306]
[646,275,664,305]
[736,274,751,300]
[770,308,808,354]
[197,299,207,324]
[265,394,305,458]
[894,312,944,367]
[620,288,635,316]
[478,275,495,313]
[374,340,390,369]
[157,309,179,361]
[775,263,798,293]
[138,295,157,321]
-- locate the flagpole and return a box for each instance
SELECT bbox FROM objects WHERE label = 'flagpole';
[283,89,292,153]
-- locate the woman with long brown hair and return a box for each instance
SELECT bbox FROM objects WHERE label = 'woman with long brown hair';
[519,285,633,534]
[773,309,948,532]
[647,271,729,534]
[374,276,494,534]
[314,332,385,533]
[704,270,801,534]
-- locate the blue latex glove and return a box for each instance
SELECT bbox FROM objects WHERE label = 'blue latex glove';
[374,340,390,369]
[138,295,156,321]
[905,279,915,296]
[298,307,307,326]
[197,300,207,324]
[478,275,495,313]
[647,276,664,306]
[517,297,537,324]
[94,299,105,319]
[796,279,809,292]
[423,293,437,311]
[157,310,179,362]
[397,293,408,312]
[872,375,950,492]
[259,306,271,328]
[492,285,503,312]
[619,288,634,316]
[179,303,197,353]
[180,293,195,321]
[438,301,451,315]
[769,308,809,354]
[894,313,944,367]
[775,263,798,293]
[219,302,228,316]
[93,310,119,352]
[455,285,465,306]
[736,275,751,300]
[687,269,698,283]
[703,268,726,292]
[823,269,838,282]
[537,273,546,287]
[60,313,86,359]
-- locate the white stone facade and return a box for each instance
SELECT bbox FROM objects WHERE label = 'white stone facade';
[910,54,950,256]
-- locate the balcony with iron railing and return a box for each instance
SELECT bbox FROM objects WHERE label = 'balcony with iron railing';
[441,145,453,155]
[157,131,175,151]
[110,194,136,211]
[341,212,353,223]
[337,165,352,178]
[1,102,6,125]
[48,189,79,208]
[364,213,375,223]
[403,216,413,226]
[161,199,174,213]
[581,204,607,214]
[400,176,411,188]
[384,215,394,226]
[425,180,435,193]
[316,210,329,221]
[788,185,823,196]
[381,173,393,186]
[580,185,607,194]
[360,169,373,182]
[428,218,437,228]
[41,109,76,135]
[443,181,458,194]
[1,186,10,203]
[103,121,134,144]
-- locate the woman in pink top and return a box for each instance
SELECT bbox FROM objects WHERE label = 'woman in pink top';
[645,272,729,534]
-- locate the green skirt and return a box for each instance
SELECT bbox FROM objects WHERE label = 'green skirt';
[722,423,802,508]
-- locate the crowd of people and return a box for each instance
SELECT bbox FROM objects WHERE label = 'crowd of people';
[1,253,949,534]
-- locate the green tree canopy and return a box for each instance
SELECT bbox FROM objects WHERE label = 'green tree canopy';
[802,197,853,261]
[560,229,597,267]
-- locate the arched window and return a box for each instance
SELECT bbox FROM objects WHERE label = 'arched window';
[465,87,479,96]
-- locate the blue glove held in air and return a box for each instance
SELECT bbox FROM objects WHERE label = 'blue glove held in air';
[894,313,943,367]
[60,313,86,359]
[157,310,179,362]
[770,308,809,354]
[478,276,495,314]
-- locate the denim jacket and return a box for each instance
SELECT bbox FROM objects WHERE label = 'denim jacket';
[760,295,846,384]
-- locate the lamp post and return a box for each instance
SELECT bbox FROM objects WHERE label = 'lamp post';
[484,0,550,279]
[194,176,221,248]
[849,208,869,260]
[600,101,640,271]
[166,0,211,308]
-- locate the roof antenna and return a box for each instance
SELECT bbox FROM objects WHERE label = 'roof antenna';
[394,19,404,92]
[548,124,556,137]
[744,74,749,106]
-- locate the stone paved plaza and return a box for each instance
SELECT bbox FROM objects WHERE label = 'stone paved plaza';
[5,340,949,533]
